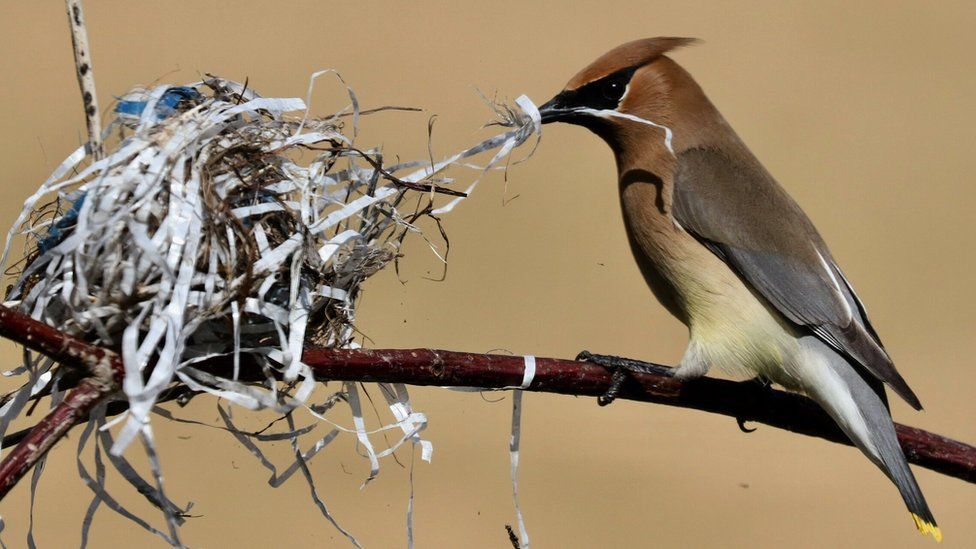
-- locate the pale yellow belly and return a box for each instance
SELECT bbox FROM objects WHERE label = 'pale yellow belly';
[679,261,804,388]
[619,180,804,388]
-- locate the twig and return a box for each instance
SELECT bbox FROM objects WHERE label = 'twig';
[1,386,198,449]
[64,0,103,159]
[337,105,423,118]
[505,524,521,549]
[345,146,469,197]
[0,304,972,503]
[0,307,122,499]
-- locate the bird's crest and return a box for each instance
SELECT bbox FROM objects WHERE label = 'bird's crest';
[565,37,700,90]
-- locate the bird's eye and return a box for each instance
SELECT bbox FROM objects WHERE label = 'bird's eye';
[572,67,636,111]
[602,79,625,102]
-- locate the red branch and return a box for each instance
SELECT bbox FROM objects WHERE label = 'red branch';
[301,348,976,483]
[0,305,973,504]
[0,307,123,499]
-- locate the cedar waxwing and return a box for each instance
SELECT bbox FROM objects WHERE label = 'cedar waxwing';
[539,37,940,541]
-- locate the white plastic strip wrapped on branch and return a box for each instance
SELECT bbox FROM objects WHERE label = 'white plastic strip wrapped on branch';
[0,71,542,544]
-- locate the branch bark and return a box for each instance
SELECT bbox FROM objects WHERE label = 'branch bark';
[0,304,973,504]
[298,347,976,483]
[0,307,123,500]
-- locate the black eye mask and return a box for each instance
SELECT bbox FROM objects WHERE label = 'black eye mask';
[560,66,639,111]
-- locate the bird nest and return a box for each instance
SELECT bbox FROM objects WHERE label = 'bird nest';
[0,72,539,546]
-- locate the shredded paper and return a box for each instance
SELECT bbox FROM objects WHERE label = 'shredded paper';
[0,73,540,545]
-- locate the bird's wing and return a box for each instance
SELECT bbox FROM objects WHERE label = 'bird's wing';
[671,147,921,409]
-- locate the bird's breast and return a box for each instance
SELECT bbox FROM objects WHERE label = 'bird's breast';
[618,175,732,318]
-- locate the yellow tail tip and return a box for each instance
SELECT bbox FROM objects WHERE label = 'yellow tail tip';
[912,513,943,543]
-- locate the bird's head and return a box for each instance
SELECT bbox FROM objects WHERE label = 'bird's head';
[539,37,701,152]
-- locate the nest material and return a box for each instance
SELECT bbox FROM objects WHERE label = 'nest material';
[0,73,539,545]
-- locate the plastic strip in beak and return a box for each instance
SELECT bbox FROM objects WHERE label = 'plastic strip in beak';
[430,94,541,214]
[577,108,675,155]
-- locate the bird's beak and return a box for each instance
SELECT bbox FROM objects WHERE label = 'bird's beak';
[539,92,577,124]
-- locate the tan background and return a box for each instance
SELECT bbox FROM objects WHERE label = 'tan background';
[1,1,974,547]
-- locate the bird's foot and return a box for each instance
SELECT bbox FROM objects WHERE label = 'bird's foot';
[748,375,772,391]
[736,375,773,433]
[575,351,673,406]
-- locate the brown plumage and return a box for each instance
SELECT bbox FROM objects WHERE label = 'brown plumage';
[539,37,939,540]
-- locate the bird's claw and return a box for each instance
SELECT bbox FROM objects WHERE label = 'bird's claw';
[750,375,772,390]
[598,369,629,406]
[576,351,672,406]
[575,350,595,362]
[736,417,758,433]
[734,376,772,433]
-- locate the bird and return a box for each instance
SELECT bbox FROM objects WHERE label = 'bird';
[538,37,940,541]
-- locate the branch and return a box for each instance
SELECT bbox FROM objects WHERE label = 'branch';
[0,307,122,500]
[64,0,103,160]
[297,348,976,483]
[0,304,972,505]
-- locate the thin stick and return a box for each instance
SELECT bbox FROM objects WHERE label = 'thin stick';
[64,0,103,160]
[1,387,197,449]
[0,307,122,499]
[0,304,972,502]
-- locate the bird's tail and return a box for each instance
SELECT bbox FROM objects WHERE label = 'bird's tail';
[799,337,940,542]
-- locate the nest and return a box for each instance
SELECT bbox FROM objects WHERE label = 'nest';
[0,73,539,546]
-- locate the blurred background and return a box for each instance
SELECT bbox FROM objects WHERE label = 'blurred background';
[1,1,973,547]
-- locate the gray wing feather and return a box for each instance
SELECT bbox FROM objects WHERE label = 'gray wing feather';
[672,147,922,409]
